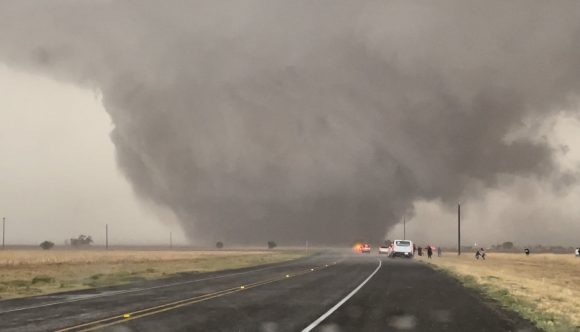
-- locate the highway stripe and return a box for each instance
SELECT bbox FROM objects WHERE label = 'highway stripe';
[56,264,331,332]
[75,278,287,332]
[301,259,382,332]
[62,279,280,332]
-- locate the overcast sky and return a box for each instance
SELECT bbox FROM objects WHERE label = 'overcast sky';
[1,1,580,247]
[0,64,185,246]
[2,61,580,247]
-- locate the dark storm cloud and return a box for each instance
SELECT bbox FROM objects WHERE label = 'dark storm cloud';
[1,0,579,244]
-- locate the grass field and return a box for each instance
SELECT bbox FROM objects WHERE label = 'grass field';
[0,249,308,300]
[419,252,580,331]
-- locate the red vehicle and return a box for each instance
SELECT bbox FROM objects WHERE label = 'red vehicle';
[359,243,371,254]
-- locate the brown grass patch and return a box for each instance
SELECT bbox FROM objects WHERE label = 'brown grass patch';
[0,249,307,300]
[419,253,580,331]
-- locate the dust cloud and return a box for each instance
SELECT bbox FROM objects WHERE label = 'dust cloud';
[0,1,579,244]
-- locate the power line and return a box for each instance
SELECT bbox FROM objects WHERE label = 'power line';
[458,203,461,256]
[403,216,406,240]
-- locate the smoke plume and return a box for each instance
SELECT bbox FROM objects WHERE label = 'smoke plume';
[1,1,579,244]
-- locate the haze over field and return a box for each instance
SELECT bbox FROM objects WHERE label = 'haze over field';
[1,1,580,245]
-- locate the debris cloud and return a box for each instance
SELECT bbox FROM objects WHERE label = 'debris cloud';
[1,1,579,244]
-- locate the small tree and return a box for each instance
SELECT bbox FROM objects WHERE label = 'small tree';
[216,241,224,249]
[70,235,93,247]
[40,241,55,250]
[267,241,277,249]
[502,241,514,250]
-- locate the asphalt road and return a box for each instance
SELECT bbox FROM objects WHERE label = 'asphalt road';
[0,251,537,332]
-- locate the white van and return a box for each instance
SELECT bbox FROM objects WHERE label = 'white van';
[390,240,414,258]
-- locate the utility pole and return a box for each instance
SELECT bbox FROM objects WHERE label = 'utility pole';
[403,216,406,240]
[458,203,461,256]
[2,217,5,250]
[105,224,109,250]
[169,232,173,250]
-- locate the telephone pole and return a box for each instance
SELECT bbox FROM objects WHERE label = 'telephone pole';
[458,203,461,256]
[105,224,109,250]
[2,217,5,250]
[169,232,173,250]
[403,216,406,240]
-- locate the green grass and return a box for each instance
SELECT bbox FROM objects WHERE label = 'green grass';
[4,279,30,287]
[31,275,55,284]
[83,271,148,288]
[433,265,578,332]
[0,279,44,297]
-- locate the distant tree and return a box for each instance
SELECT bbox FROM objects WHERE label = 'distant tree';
[267,241,277,249]
[40,241,55,250]
[70,235,93,247]
[216,241,224,249]
[501,241,514,250]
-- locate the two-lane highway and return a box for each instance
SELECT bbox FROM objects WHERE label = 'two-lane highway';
[0,251,537,331]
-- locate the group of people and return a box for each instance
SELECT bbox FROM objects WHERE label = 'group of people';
[473,247,580,259]
[414,245,442,259]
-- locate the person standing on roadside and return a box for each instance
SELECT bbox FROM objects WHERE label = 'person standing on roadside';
[427,245,433,259]
[437,246,442,257]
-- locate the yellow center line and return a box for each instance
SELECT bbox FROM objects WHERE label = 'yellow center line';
[76,277,288,332]
[55,278,278,332]
[55,286,243,331]
[56,264,332,332]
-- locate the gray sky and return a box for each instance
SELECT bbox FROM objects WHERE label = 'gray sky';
[0,64,185,245]
[389,113,580,247]
[1,1,580,246]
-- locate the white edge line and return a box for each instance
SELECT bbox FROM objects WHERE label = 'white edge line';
[301,259,382,332]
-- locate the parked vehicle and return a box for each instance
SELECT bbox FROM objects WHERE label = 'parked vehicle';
[378,245,391,255]
[389,240,414,258]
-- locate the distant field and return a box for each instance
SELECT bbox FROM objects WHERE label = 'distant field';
[0,249,308,300]
[419,252,580,331]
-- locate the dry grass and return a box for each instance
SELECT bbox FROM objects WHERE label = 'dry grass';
[0,249,307,300]
[419,252,580,331]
